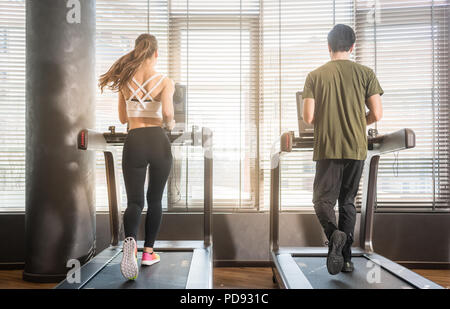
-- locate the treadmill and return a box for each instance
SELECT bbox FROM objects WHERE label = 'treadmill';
[56,85,213,289]
[269,92,443,289]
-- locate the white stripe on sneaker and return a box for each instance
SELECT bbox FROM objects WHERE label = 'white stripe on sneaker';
[141,257,160,266]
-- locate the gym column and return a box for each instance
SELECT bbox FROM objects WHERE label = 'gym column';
[23,0,96,282]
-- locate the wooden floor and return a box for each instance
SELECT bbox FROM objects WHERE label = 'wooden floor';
[0,269,56,289]
[214,267,279,289]
[0,267,448,289]
[409,269,450,289]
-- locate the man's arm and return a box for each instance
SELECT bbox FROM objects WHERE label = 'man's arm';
[118,92,128,125]
[303,98,315,124]
[365,94,383,125]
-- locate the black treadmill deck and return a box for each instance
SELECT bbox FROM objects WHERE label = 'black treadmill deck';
[83,251,193,289]
[294,257,414,289]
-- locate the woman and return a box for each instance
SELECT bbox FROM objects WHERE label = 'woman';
[99,33,175,280]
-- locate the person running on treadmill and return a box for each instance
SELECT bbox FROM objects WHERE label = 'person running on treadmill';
[99,33,175,280]
[302,24,384,275]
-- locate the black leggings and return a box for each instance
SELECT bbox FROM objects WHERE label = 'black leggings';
[122,126,172,248]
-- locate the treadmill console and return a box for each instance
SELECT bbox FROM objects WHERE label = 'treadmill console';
[78,125,203,150]
[285,91,401,152]
[172,83,187,134]
[124,82,186,134]
[78,83,190,150]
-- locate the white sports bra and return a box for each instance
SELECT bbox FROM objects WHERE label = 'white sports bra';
[126,73,166,118]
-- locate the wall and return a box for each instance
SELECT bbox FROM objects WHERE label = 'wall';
[1,212,449,268]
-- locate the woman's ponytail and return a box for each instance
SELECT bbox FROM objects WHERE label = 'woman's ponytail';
[98,33,158,93]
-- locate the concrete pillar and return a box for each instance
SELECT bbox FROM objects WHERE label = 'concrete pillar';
[23,0,96,282]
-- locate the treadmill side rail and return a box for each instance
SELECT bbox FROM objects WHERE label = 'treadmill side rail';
[359,154,379,253]
[360,128,416,252]
[275,254,313,289]
[185,247,213,289]
[269,150,281,254]
[55,246,122,289]
[78,129,122,246]
[368,128,416,154]
[55,240,212,289]
[202,127,213,248]
[365,252,444,289]
[104,150,122,246]
[279,246,366,257]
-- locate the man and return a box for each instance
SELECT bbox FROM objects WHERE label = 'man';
[302,24,384,275]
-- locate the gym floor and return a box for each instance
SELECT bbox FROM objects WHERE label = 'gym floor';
[0,267,448,289]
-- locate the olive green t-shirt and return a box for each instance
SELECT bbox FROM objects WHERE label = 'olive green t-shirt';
[302,60,384,161]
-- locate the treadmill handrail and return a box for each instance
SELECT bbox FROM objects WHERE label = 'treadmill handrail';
[269,128,416,254]
[202,127,213,248]
[360,128,415,252]
[78,129,121,246]
[77,126,213,249]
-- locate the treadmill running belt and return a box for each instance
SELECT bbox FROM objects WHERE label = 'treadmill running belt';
[294,257,414,289]
[83,251,193,289]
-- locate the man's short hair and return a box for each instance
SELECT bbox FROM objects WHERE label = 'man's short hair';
[327,24,356,52]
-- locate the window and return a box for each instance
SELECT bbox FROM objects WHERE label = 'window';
[0,0,25,211]
[355,0,449,211]
[261,0,449,212]
[167,0,260,211]
[0,1,448,213]
[95,0,168,211]
[95,0,260,212]
[259,0,354,211]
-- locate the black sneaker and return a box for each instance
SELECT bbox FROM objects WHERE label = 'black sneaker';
[342,261,354,273]
[341,233,353,273]
[342,236,352,263]
[326,230,347,275]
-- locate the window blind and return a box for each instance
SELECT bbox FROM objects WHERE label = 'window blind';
[0,0,25,211]
[95,0,168,211]
[0,0,260,212]
[168,0,260,211]
[260,0,449,212]
[355,0,449,211]
[96,0,260,212]
[259,0,354,211]
[0,0,447,213]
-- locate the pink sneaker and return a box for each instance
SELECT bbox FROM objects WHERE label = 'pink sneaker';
[141,251,160,266]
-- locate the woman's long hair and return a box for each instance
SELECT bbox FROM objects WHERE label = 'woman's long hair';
[98,33,158,93]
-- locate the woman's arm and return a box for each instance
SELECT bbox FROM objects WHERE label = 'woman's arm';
[118,91,128,125]
[161,78,175,128]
